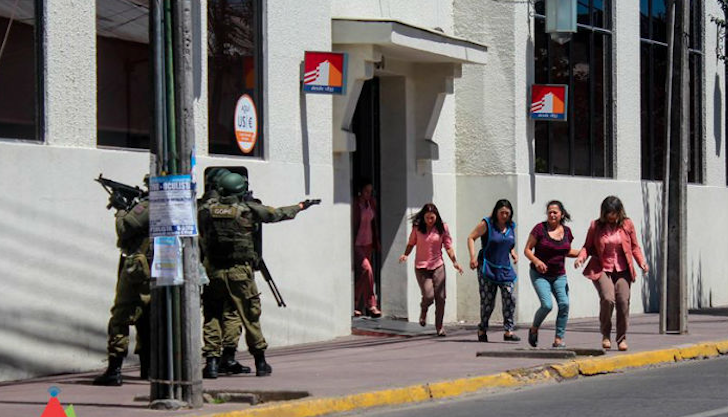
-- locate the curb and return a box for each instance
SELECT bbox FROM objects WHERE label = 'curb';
[199,340,728,417]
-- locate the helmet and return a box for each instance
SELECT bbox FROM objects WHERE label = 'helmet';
[205,168,230,189]
[218,172,248,196]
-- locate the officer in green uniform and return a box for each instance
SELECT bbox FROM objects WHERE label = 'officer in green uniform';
[199,168,249,377]
[198,172,311,377]
[94,178,151,386]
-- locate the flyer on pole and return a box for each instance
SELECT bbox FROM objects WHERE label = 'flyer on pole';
[149,175,198,237]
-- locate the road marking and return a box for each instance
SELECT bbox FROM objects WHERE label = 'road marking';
[680,406,728,417]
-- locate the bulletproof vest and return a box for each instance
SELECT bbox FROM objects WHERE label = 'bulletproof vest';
[202,198,258,267]
[116,199,151,255]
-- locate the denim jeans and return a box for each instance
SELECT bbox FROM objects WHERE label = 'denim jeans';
[529,269,569,339]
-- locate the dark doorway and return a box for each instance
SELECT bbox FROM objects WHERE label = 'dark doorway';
[352,78,382,310]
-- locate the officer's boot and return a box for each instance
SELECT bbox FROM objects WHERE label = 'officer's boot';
[202,357,219,379]
[253,352,272,377]
[219,347,251,375]
[139,351,150,380]
[93,356,124,386]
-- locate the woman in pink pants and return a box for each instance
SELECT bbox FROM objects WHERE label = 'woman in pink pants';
[353,181,381,318]
[575,196,649,351]
[399,203,463,336]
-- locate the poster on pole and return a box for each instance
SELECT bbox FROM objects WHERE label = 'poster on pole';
[530,84,568,121]
[149,175,198,237]
[151,236,184,286]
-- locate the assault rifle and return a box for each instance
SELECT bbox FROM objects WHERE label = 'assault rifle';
[95,174,148,211]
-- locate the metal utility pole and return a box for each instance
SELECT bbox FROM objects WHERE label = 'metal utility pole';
[149,0,203,408]
[660,0,689,334]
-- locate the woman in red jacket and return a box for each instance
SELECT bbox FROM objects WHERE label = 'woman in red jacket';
[352,180,381,318]
[575,196,649,351]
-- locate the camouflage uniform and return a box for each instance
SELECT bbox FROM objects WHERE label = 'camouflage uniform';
[198,189,243,360]
[94,198,151,386]
[198,195,301,362]
[107,199,151,359]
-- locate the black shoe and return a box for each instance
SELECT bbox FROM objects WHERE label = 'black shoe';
[93,356,123,386]
[254,352,272,377]
[139,351,150,380]
[477,331,488,343]
[504,333,521,342]
[528,329,538,348]
[219,347,251,375]
[202,357,219,379]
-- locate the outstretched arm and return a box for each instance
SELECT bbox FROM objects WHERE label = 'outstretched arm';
[248,201,302,223]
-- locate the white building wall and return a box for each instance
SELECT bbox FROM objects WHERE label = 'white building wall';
[453,0,728,330]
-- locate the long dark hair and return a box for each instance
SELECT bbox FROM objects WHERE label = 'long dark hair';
[546,200,571,224]
[411,203,445,234]
[598,195,627,226]
[489,199,514,228]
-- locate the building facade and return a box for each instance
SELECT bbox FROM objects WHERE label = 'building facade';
[0,0,725,382]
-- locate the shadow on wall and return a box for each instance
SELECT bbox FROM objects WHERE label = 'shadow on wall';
[0,195,115,380]
[690,256,712,309]
[640,182,662,313]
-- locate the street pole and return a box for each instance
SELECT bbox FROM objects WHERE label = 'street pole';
[171,0,203,407]
[660,0,689,334]
[149,0,202,407]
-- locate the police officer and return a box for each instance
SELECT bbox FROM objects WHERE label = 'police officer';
[94,177,151,386]
[199,168,249,378]
[198,172,311,377]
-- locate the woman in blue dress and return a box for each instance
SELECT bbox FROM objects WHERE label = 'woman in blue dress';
[466,199,520,342]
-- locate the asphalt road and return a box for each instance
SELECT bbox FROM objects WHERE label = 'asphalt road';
[343,356,728,417]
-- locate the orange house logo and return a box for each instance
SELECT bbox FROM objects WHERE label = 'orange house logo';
[302,51,347,95]
[40,387,77,417]
[530,84,568,121]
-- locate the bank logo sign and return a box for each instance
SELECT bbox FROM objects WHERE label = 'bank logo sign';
[530,84,568,121]
[41,387,77,417]
[303,51,347,95]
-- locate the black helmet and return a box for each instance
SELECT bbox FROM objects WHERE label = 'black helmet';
[218,172,248,196]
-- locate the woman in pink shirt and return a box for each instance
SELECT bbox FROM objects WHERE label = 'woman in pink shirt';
[398,204,463,336]
[575,196,649,351]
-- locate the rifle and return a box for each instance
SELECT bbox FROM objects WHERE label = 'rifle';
[95,174,148,211]
[258,259,286,307]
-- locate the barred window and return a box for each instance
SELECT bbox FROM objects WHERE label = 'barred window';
[208,0,263,157]
[640,0,703,183]
[0,0,43,141]
[533,0,613,177]
[96,0,151,150]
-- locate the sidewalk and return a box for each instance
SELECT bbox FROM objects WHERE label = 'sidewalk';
[1,312,726,417]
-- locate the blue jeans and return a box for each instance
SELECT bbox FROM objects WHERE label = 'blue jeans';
[529,269,569,339]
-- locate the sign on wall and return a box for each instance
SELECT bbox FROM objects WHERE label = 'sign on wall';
[302,51,347,95]
[234,94,258,154]
[530,84,568,121]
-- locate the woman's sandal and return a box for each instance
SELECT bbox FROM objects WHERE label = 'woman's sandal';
[618,340,628,351]
[602,338,612,350]
[477,330,488,343]
[503,332,521,342]
[528,328,538,347]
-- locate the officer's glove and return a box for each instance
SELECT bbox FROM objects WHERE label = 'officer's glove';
[108,193,128,211]
[299,199,321,210]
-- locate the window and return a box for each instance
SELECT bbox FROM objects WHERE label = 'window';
[0,0,43,141]
[533,1,613,177]
[96,0,151,149]
[640,0,703,183]
[208,0,263,157]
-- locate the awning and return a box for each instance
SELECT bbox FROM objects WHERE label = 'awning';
[332,18,487,65]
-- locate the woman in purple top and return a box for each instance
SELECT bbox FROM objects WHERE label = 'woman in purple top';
[523,200,580,348]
